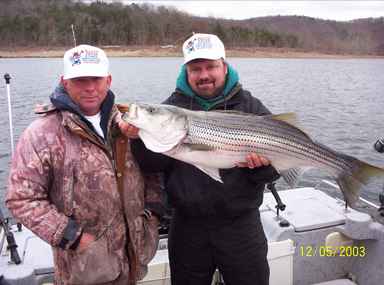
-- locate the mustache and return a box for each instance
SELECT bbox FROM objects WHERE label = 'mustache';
[197,79,214,85]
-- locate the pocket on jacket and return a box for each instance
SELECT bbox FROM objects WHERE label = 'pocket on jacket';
[68,234,121,284]
[134,212,159,267]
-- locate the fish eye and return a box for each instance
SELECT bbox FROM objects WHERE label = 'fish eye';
[148,107,156,113]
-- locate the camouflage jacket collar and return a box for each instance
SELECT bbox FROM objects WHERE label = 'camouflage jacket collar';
[46,84,116,140]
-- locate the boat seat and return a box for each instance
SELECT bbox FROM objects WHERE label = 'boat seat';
[312,279,357,285]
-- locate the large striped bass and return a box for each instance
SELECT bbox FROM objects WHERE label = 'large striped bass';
[122,103,384,206]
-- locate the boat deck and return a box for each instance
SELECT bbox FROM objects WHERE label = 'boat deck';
[1,187,384,285]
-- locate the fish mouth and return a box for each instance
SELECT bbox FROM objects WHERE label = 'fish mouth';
[131,103,139,118]
[123,103,138,122]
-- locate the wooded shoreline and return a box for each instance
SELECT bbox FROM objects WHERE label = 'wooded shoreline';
[1,46,383,59]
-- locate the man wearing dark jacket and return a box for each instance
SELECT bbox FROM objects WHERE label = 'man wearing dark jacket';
[122,33,279,285]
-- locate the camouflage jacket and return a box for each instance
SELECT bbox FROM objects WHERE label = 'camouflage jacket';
[6,98,162,284]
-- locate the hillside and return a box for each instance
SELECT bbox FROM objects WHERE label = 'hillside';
[0,0,383,55]
[241,16,384,54]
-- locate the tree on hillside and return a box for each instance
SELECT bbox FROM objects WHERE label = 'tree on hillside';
[0,0,382,54]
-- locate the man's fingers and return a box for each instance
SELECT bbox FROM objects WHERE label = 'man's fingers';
[237,154,270,169]
[247,153,262,168]
[118,121,139,138]
[259,156,270,166]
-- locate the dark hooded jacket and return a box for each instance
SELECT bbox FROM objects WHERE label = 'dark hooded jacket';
[131,64,279,218]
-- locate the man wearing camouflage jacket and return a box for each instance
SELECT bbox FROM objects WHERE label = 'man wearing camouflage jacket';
[6,45,163,284]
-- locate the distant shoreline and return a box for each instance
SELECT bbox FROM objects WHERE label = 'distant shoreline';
[1,46,383,59]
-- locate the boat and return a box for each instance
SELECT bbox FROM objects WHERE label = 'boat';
[2,179,384,285]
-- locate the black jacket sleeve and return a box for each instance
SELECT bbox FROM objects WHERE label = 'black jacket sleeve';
[220,165,280,186]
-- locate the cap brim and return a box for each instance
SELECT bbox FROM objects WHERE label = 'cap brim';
[184,50,224,64]
[63,65,109,79]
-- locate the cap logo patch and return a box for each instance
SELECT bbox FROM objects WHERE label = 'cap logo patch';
[186,37,213,54]
[70,49,100,66]
[186,40,195,53]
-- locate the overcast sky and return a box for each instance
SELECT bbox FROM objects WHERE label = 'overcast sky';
[100,1,384,21]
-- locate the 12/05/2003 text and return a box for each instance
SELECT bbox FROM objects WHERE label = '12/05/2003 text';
[300,245,366,257]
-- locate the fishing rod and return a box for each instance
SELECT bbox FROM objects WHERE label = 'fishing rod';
[4,74,14,155]
[71,24,77,47]
[0,73,21,265]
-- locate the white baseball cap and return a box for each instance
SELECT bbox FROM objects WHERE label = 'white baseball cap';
[63,44,109,79]
[182,33,226,64]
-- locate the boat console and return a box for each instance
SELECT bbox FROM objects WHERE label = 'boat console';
[260,187,383,285]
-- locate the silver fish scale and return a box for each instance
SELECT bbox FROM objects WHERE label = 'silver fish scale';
[186,114,355,175]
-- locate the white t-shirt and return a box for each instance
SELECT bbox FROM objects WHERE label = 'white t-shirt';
[84,112,104,138]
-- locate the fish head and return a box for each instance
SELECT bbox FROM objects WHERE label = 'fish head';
[122,103,188,153]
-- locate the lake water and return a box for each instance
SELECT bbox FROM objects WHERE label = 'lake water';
[1,57,384,215]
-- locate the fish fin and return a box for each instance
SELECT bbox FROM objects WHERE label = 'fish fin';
[187,144,215,151]
[336,175,362,207]
[280,167,305,188]
[267,113,311,138]
[268,113,298,125]
[139,130,181,153]
[354,161,384,184]
[194,165,223,183]
[207,110,309,138]
[337,160,384,207]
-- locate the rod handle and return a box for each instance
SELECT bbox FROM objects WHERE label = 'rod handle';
[4,73,11,84]
[6,233,21,264]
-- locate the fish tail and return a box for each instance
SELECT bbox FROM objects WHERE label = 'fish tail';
[337,159,384,207]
